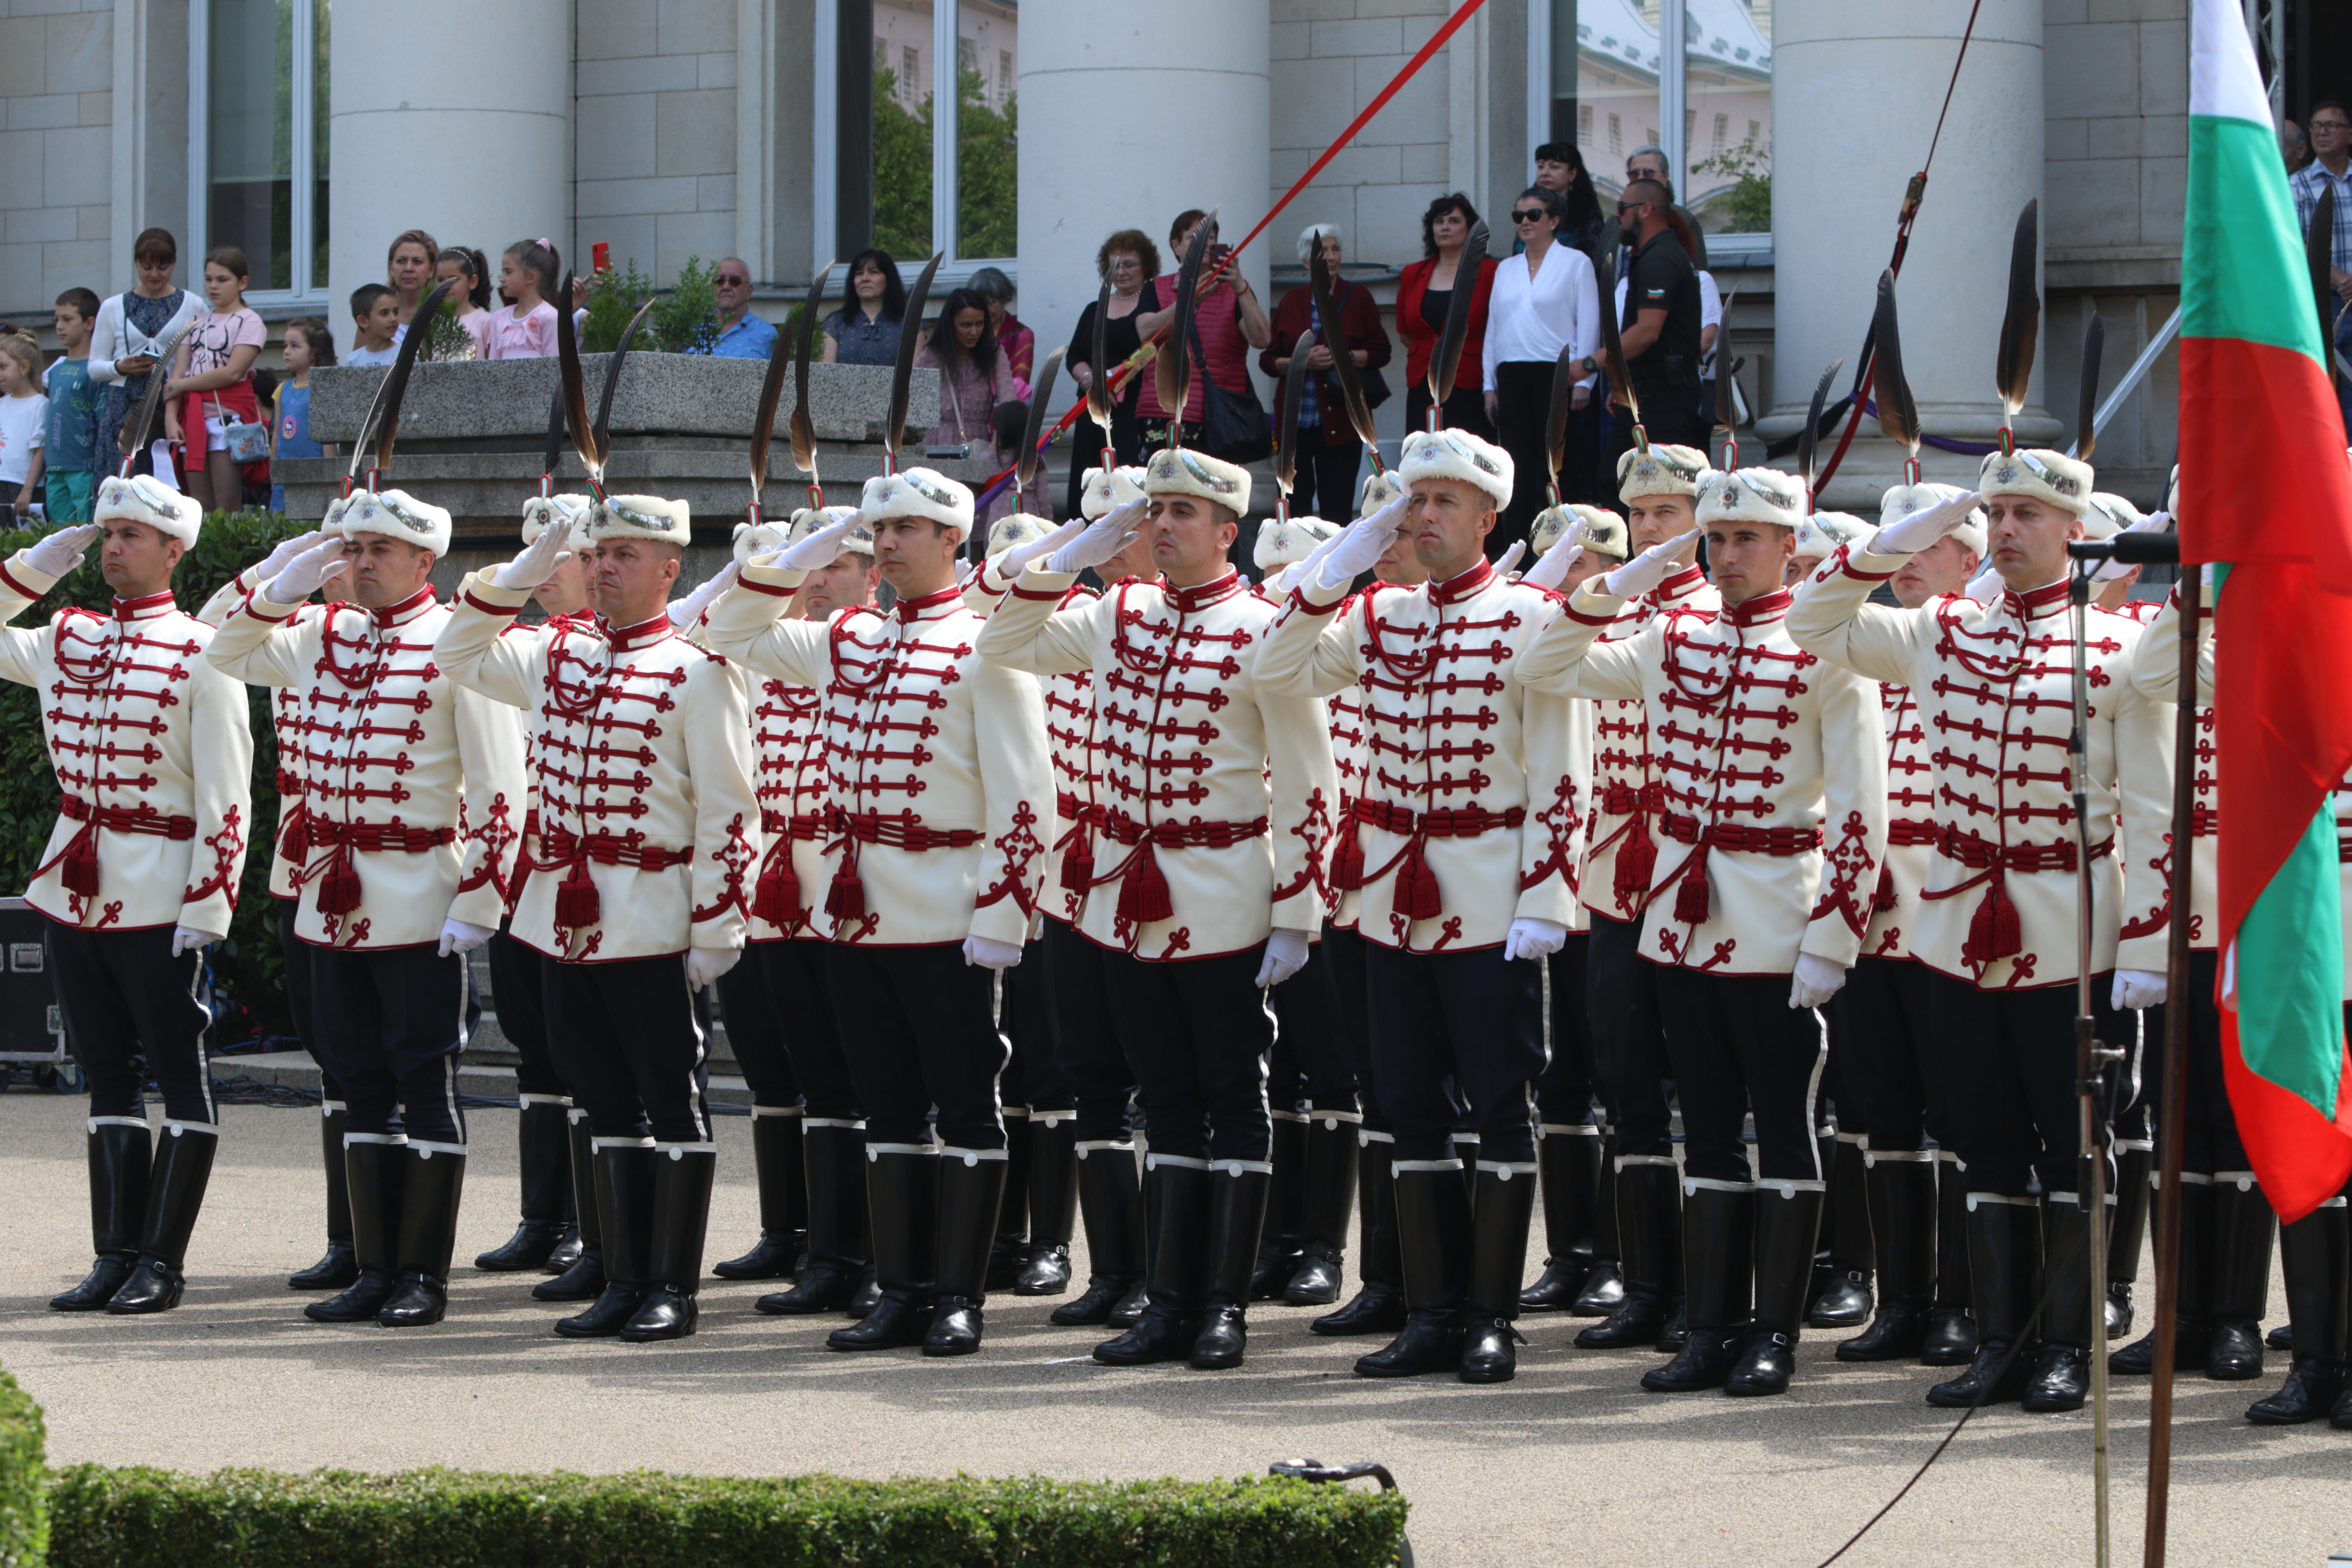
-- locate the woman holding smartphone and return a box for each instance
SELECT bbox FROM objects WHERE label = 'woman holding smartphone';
[89,228,204,471]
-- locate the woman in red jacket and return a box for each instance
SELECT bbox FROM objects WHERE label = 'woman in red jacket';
[1260,223,1395,520]
[1396,193,1497,438]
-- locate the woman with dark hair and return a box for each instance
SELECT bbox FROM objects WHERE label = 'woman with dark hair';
[914,287,1037,522]
[89,227,202,472]
[1479,184,1600,552]
[1395,193,1497,437]
[1533,142,1605,252]
[821,249,908,365]
[1065,227,1161,513]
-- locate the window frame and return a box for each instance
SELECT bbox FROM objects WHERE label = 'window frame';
[186,0,333,308]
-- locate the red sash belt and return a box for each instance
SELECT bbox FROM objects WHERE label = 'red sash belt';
[532,826,691,929]
[295,816,458,916]
[1920,825,2113,967]
[1092,808,1269,925]
[823,805,983,922]
[1655,812,1822,926]
[750,808,828,928]
[1330,798,1524,922]
[1590,781,1667,909]
[1054,791,1105,896]
[1873,819,1939,912]
[37,796,197,897]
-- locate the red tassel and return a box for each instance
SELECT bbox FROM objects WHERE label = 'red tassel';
[315,847,363,917]
[1328,817,1365,893]
[1871,862,1897,914]
[59,827,101,898]
[1614,814,1657,906]
[751,850,799,927]
[1391,839,1442,922]
[277,803,308,866]
[1671,845,1712,926]
[554,858,601,928]
[1116,842,1174,925]
[1967,873,2022,964]
[1059,830,1095,895]
[824,857,867,922]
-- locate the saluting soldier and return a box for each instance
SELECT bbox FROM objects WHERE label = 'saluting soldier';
[1787,451,2171,1413]
[8,485,252,1315]
[209,489,525,1329]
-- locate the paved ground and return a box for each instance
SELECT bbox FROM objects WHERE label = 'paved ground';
[2,1090,2345,1566]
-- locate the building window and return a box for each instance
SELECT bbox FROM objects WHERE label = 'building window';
[1607,112,1622,155]
[998,49,1011,106]
[1577,103,1593,143]
[1712,112,1728,153]
[190,0,330,300]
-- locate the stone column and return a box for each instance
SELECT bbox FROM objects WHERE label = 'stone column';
[1016,0,1272,462]
[328,0,572,327]
[1762,0,2055,508]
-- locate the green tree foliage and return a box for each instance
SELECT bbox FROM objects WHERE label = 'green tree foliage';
[1691,135,1772,233]
[958,70,1017,259]
[582,260,655,354]
[652,256,723,355]
[870,66,1017,260]
[873,66,933,257]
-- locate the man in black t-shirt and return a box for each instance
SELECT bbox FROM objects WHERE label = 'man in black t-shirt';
[1605,179,1707,459]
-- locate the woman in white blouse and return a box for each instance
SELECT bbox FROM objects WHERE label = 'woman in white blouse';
[1479,186,1600,555]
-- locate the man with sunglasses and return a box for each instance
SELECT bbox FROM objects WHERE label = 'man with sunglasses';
[2289,102,2352,425]
[1595,180,1706,464]
[698,257,778,361]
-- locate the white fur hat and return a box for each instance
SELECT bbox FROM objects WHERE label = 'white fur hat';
[1793,511,1877,561]
[1615,444,1711,503]
[521,494,591,545]
[1696,467,1807,529]
[93,474,202,546]
[1880,482,1986,558]
[342,488,451,556]
[1144,447,1252,516]
[1359,467,1404,515]
[861,467,975,539]
[1398,428,1513,510]
[1079,465,1148,521]
[1978,447,2093,514]
[1253,514,1338,572]
[1532,503,1629,562]
[586,494,691,546]
[2082,490,2144,541]
[986,513,1057,561]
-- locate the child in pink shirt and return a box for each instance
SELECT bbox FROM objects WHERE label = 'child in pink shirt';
[483,238,562,360]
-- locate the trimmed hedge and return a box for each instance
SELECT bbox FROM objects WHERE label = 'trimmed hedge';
[0,1368,46,1568]
[47,1466,1409,1568]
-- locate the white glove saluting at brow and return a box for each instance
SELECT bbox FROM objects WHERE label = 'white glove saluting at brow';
[1603,528,1703,600]
[997,519,1084,580]
[24,524,101,579]
[494,515,575,591]
[263,537,353,606]
[1873,490,1984,556]
[1311,495,1411,594]
[2092,510,2171,585]
[257,528,340,584]
[667,562,741,627]
[1046,499,1148,576]
[756,511,863,573]
[1520,517,1590,594]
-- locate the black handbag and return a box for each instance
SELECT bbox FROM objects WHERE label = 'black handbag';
[1188,315,1272,465]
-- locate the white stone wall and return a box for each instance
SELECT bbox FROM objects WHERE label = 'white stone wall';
[576,0,742,287]
[0,0,114,317]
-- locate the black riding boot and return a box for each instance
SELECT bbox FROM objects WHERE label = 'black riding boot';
[926,1148,1011,1355]
[1461,1164,1537,1383]
[107,1122,220,1314]
[1806,1137,1873,1328]
[380,1145,466,1326]
[535,1111,606,1301]
[1314,1133,1406,1335]
[829,1147,938,1350]
[2107,1140,2152,1337]
[289,1103,358,1289]
[2205,1174,2276,1381]
[1194,1166,1274,1369]
[626,1146,717,1341]
[1096,1158,1211,1365]
[1577,1157,1679,1348]
[307,1137,406,1323]
[1052,1140,1145,1325]
[1354,1164,1473,1378]
[542,1108,583,1274]
[476,1099,570,1271]
[760,1121,870,1314]
[1729,1182,1825,1396]
[556,1143,656,1336]
[1840,1153,1935,1361]
[2022,1194,2097,1412]
[1250,1114,1309,1299]
[53,1119,150,1311]
[1106,1152,1159,1330]
[1015,1115,1078,1295]
[1644,1179,1752,1392]
[1571,1129,1626,1316]
[1520,1124,1601,1312]
[1920,1152,1978,1365]
[1283,1111,1360,1306]
[713,1111,806,1280]
[1927,1195,2040,1407]
[2248,1194,2349,1424]
[983,1113,1032,1293]
[2113,1176,2214,1373]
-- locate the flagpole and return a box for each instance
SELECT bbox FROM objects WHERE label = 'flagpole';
[2142,563,2202,1568]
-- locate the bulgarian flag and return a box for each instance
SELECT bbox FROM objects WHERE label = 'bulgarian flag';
[2180,0,2352,1222]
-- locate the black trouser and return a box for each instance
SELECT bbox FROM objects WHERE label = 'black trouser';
[1491,361,1557,557]
[1286,431,1364,523]
[1002,936,1075,1113]
[1321,923,1384,1132]
[1655,966,1825,1185]
[1271,946,1358,1115]
[717,946,805,1111]
[2148,949,2242,1173]
[1404,385,1495,442]
[1102,944,1274,1165]
[1586,914,1674,1157]
[275,895,326,1074]
[1366,942,1547,1164]
[752,939,858,1120]
[1834,955,1945,1152]
[1930,970,2122,1197]
[1608,368,1708,467]
[542,952,713,1145]
[487,925,567,1101]
[46,921,214,1124]
[1535,934,1598,1127]
[309,942,468,1145]
[1044,917,1135,1143]
[1063,404,1145,518]
[827,942,1007,1152]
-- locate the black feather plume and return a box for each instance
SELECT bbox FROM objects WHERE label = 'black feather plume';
[1017,346,1063,495]
[885,251,945,458]
[2072,309,2104,462]
[1310,246,1379,448]
[1869,271,1919,459]
[1995,199,2040,423]
[1430,221,1489,407]
[1799,358,1844,501]
[371,279,453,475]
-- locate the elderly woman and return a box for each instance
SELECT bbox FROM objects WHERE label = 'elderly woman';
[1260,223,1391,519]
[1065,228,1160,515]
[966,267,1034,386]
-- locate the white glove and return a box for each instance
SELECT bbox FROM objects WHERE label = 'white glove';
[999,519,1084,580]
[962,935,1024,971]
[773,511,861,572]
[1788,952,1849,1009]
[2113,969,2168,1010]
[1873,489,1983,555]
[263,537,352,606]
[686,946,741,989]
[1522,542,1583,594]
[2092,510,2170,585]
[169,926,223,957]
[1493,539,1526,578]
[1312,495,1409,594]
[1504,917,1568,962]
[1046,499,1148,576]
[1964,564,2006,605]
[1604,528,1703,600]
[436,918,494,958]
[667,561,741,626]
[1255,927,1312,987]
[257,528,339,583]
[495,514,575,591]
[1295,519,1348,585]
[23,523,99,578]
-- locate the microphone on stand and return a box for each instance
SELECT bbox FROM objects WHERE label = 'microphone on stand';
[2067,533,2181,566]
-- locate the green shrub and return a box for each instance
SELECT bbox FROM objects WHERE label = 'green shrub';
[582,259,656,355]
[0,1367,48,1568]
[652,256,722,356]
[0,509,306,1038]
[45,1466,1405,1568]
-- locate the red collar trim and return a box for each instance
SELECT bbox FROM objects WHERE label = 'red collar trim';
[113,591,176,622]
[1429,558,1494,606]
[600,613,676,651]
[2007,578,2073,619]
[1653,563,1708,603]
[1723,588,1792,627]
[371,585,438,627]
[1168,570,1245,613]
[894,584,965,622]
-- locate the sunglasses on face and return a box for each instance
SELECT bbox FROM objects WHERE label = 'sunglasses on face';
[1512,209,1550,224]
[1615,200,1648,214]
[717,275,749,285]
